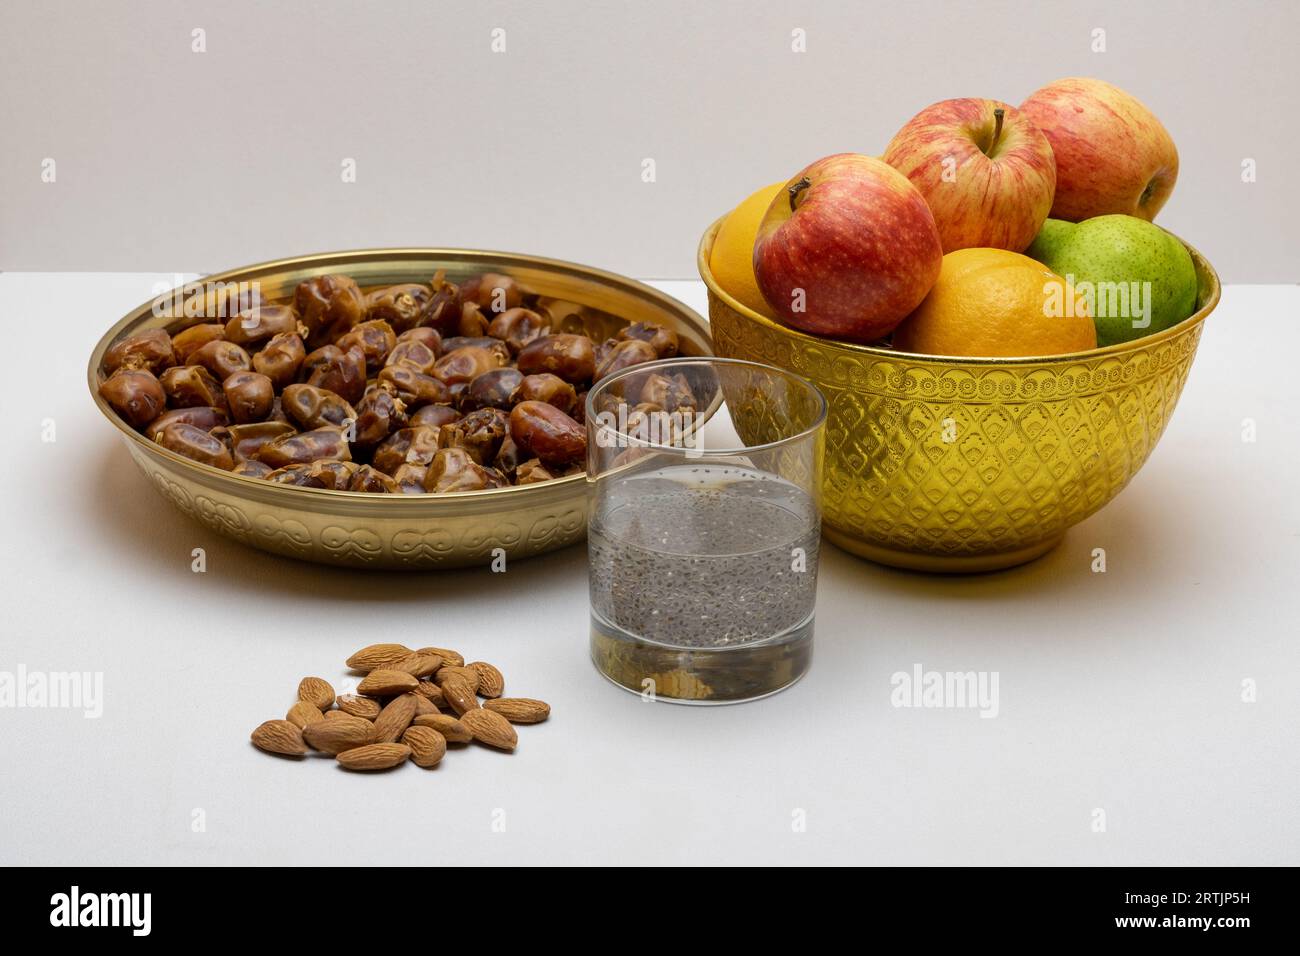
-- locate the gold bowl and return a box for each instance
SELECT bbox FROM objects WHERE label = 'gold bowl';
[699,219,1220,572]
[89,248,712,570]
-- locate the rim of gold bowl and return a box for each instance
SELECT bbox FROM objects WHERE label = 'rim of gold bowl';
[697,215,1221,365]
[88,245,714,508]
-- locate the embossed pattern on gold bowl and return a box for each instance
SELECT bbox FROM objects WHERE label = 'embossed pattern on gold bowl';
[699,218,1220,572]
[89,248,713,569]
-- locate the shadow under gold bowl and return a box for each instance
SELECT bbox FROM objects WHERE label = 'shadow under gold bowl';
[699,218,1221,572]
[89,248,712,570]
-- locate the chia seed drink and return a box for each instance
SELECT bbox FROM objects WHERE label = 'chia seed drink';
[589,463,818,703]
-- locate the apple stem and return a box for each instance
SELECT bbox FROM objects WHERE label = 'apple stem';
[989,108,1005,153]
[788,176,811,212]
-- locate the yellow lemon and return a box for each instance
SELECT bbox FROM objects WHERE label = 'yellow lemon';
[709,182,785,317]
[892,248,1097,357]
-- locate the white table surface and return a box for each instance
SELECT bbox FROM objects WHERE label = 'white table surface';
[1,272,1296,867]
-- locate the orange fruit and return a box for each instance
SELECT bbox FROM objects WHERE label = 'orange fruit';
[892,248,1096,357]
[709,182,785,317]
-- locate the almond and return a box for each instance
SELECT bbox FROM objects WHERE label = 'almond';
[406,692,440,718]
[435,665,480,693]
[460,708,517,751]
[357,668,420,697]
[336,743,410,771]
[441,676,479,715]
[297,676,335,710]
[346,643,413,672]
[251,719,307,756]
[412,681,446,707]
[484,697,550,724]
[286,700,323,729]
[372,694,417,743]
[254,643,544,768]
[337,694,382,720]
[413,713,473,743]
[417,646,464,668]
[401,726,447,768]
[389,653,442,678]
[303,715,374,754]
[468,661,504,698]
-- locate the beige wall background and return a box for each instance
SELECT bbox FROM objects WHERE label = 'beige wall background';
[2,0,1296,281]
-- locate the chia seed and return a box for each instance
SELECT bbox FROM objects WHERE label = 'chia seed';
[588,464,819,702]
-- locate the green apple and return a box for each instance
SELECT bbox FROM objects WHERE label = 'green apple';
[1025,214,1197,346]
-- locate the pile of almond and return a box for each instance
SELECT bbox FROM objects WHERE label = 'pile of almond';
[250,643,550,771]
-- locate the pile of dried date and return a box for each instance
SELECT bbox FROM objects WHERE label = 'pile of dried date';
[98,270,691,493]
[250,643,550,770]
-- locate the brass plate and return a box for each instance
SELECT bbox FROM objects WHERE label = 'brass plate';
[89,248,713,569]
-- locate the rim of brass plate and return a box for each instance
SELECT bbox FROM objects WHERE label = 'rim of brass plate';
[696,215,1221,365]
[88,247,713,508]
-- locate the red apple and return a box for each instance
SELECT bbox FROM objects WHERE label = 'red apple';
[1019,77,1178,222]
[753,153,942,342]
[882,98,1056,253]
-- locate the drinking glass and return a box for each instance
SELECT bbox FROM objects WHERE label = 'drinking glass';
[585,357,827,704]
